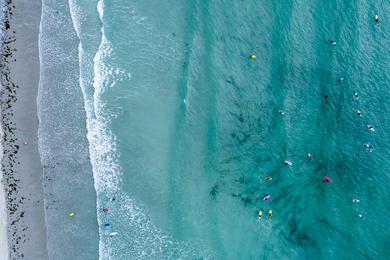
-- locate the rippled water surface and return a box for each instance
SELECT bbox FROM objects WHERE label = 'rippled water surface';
[39,0,390,258]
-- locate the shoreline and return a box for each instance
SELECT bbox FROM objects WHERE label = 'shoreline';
[1,0,48,259]
[38,0,100,258]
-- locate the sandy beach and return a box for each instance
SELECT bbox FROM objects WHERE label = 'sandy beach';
[0,165,8,259]
[1,0,48,259]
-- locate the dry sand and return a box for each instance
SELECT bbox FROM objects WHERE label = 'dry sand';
[0,165,8,259]
[0,0,48,259]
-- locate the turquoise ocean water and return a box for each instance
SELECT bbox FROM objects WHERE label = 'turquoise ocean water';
[36,0,390,259]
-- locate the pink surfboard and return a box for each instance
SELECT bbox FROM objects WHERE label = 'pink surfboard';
[323,176,333,183]
[263,195,271,201]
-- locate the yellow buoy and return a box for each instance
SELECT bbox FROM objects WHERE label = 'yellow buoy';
[68,212,75,217]
[258,210,263,219]
[250,54,256,59]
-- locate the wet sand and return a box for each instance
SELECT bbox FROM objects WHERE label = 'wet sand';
[0,0,48,259]
[0,167,8,259]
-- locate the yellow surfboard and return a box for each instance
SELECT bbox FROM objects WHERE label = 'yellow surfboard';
[267,210,272,220]
[258,210,263,219]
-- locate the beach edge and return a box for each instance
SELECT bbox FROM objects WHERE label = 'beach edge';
[0,0,48,259]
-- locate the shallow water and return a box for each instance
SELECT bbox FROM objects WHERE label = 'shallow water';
[40,0,390,259]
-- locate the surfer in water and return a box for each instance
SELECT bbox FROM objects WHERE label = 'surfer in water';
[357,110,362,117]
[354,92,359,100]
[323,176,333,183]
[263,195,272,201]
[267,210,272,220]
[258,210,263,220]
[375,14,379,24]
[367,125,375,132]
[284,160,293,166]
[328,40,336,45]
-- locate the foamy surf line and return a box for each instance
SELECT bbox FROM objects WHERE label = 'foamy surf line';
[68,0,214,258]
[68,1,121,258]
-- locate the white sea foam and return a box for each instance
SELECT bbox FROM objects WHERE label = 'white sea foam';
[69,0,209,258]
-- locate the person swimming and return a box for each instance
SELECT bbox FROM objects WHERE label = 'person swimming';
[258,210,263,220]
[367,125,376,132]
[328,40,336,45]
[277,109,285,115]
[337,77,344,83]
[267,210,272,220]
[307,153,312,161]
[352,199,360,204]
[365,143,374,152]
[375,14,379,24]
